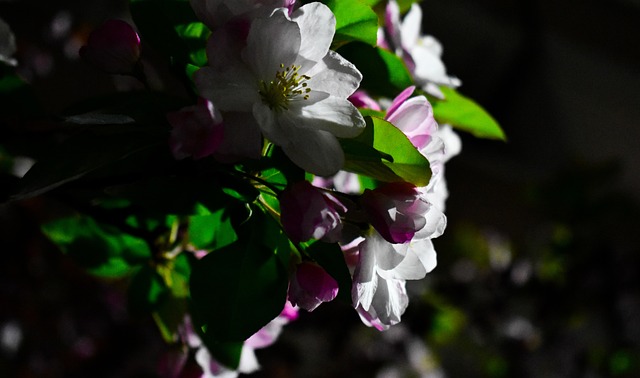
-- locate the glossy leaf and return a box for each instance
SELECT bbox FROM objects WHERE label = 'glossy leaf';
[188,209,238,250]
[340,116,431,186]
[431,87,506,141]
[41,214,151,277]
[190,209,291,343]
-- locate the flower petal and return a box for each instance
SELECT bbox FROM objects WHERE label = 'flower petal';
[306,50,363,98]
[242,8,301,80]
[280,128,345,176]
[291,2,335,64]
[194,66,258,112]
[413,202,447,240]
[291,95,366,138]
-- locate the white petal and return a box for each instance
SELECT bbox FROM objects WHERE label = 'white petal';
[352,243,377,309]
[243,8,301,80]
[237,347,260,374]
[378,246,426,280]
[412,44,461,88]
[438,124,462,162]
[411,238,437,274]
[292,2,335,64]
[306,51,362,98]
[414,203,447,240]
[194,66,259,112]
[253,102,288,145]
[400,3,422,50]
[370,276,407,326]
[292,96,366,138]
[369,231,405,271]
[280,128,345,176]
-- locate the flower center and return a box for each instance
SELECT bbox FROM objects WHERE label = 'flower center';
[259,64,311,112]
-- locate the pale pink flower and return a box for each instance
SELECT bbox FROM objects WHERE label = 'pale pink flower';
[382,1,460,99]
[385,86,437,150]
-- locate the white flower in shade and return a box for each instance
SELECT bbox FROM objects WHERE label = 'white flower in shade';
[195,2,366,176]
[352,227,442,330]
[383,1,460,99]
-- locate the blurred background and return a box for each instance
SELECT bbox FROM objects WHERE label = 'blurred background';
[1,0,639,377]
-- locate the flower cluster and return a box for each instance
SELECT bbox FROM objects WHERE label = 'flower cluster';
[13,0,502,377]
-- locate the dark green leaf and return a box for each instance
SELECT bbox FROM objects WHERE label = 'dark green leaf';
[307,242,353,303]
[340,116,431,186]
[189,209,238,250]
[430,87,506,141]
[128,265,168,314]
[190,209,290,343]
[41,214,151,277]
[130,0,208,68]
[337,43,413,97]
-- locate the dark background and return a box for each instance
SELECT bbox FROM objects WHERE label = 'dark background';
[1,0,639,376]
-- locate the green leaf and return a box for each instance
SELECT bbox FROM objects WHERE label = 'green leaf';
[190,208,291,343]
[188,209,238,250]
[324,0,378,47]
[340,116,431,186]
[306,242,353,303]
[357,0,383,6]
[337,43,413,97]
[430,87,506,141]
[41,214,151,277]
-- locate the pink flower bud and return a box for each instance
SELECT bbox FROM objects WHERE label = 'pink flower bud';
[167,98,224,160]
[361,182,430,244]
[279,181,346,243]
[288,262,339,311]
[348,90,381,111]
[79,19,141,74]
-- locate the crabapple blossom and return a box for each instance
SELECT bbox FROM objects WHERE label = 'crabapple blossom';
[167,98,224,160]
[352,229,441,330]
[382,1,460,99]
[288,261,339,311]
[79,19,141,75]
[194,2,366,175]
[279,180,346,243]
